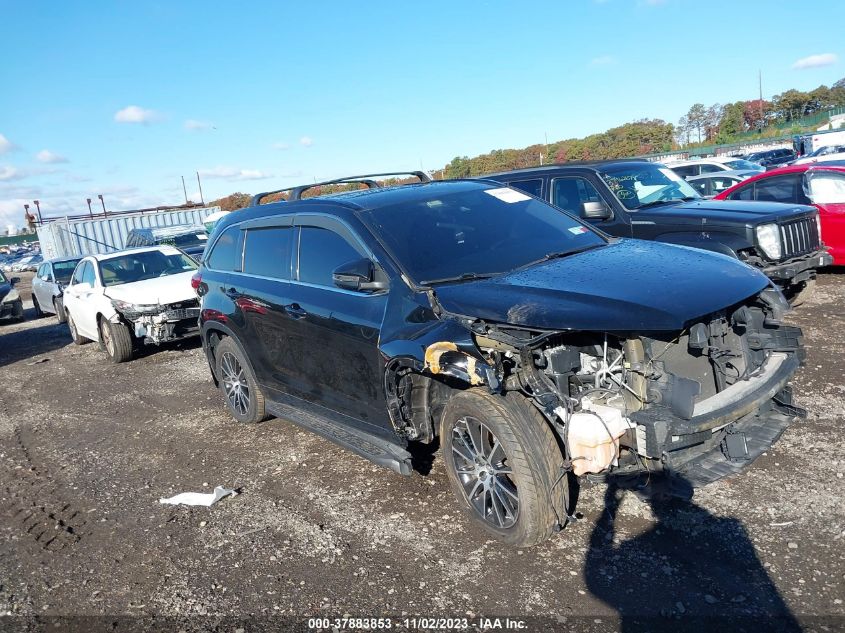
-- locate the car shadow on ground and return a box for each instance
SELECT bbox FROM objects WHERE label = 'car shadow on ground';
[129,334,204,362]
[0,310,70,368]
[584,473,800,633]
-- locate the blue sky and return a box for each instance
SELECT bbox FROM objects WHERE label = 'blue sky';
[1,0,844,229]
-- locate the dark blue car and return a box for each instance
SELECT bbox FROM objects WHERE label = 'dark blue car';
[192,173,805,547]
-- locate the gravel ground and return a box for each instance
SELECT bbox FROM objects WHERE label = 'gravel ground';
[0,271,843,632]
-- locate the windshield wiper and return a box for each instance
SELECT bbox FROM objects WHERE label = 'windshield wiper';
[514,242,605,272]
[421,272,499,286]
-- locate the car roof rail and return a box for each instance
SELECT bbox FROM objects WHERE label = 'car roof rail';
[251,171,431,206]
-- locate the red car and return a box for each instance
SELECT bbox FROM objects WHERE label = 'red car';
[714,164,845,265]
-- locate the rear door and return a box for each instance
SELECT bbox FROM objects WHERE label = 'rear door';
[285,214,391,428]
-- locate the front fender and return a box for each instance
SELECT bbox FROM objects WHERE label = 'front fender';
[654,230,750,258]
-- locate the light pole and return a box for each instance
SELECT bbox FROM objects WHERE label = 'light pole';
[32,200,43,224]
[86,198,93,218]
[98,194,107,217]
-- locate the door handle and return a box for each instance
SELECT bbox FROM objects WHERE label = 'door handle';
[284,303,307,319]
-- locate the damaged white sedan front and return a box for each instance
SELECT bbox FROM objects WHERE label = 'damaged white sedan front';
[62,245,200,362]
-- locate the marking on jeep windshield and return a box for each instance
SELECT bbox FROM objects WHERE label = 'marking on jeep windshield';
[484,188,531,203]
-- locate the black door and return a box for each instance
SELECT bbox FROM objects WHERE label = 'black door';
[549,175,633,238]
[285,216,390,428]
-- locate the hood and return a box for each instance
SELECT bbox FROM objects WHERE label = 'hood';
[640,199,816,225]
[104,271,196,306]
[433,240,769,332]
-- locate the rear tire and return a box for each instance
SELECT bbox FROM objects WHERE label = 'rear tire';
[215,337,267,424]
[54,298,66,324]
[66,312,86,345]
[440,389,568,547]
[100,318,134,363]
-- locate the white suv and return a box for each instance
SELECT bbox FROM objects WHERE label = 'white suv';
[62,246,200,362]
[666,156,764,179]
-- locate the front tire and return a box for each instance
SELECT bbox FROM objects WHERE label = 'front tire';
[215,337,267,424]
[32,295,44,318]
[11,299,24,322]
[99,318,134,363]
[441,389,568,547]
[66,312,86,345]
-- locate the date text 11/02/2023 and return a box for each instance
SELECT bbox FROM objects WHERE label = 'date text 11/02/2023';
[307,617,528,630]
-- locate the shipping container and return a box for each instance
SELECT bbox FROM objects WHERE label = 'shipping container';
[37,206,221,260]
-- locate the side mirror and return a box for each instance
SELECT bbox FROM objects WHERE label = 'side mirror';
[581,201,612,220]
[10,276,20,285]
[332,258,387,292]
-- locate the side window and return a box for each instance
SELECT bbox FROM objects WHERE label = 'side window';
[71,261,89,285]
[711,177,736,194]
[82,261,97,286]
[689,179,709,195]
[699,163,722,174]
[242,227,293,279]
[36,264,46,278]
[671,165,698,179]
[297,226,363,287]
[206,226,242,271]
[728,183,755,201]
[552,177,607,217]
[508,179,542,198]
[753,175,808,204]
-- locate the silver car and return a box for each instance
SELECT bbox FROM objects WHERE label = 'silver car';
[685,170,756,198]
[31,257,82,322]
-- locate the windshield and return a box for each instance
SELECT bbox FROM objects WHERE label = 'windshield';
[723,159,763,171]
[54,259,81,283]
[156,232,208,249]
[359,186,606,285]
[99,250,197,287]
[599,164,701,210]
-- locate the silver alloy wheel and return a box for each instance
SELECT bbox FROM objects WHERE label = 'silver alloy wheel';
[101,321,114,356]
[220,351,250,417]
[451,416,518,529]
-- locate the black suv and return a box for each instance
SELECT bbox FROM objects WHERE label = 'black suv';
[484,161,832,305]
[195,172,805,546]
[746,148,796,169]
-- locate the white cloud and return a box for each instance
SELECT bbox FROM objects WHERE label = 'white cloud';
[36,149,68,164]
[791,53,838,70]
[114,105,161,124]
[184,119,213,131]
[299,136,313,147]
[0,133,15,154]
[272,141,291,150]
[198,166,273,181]
[0,166,24,181]
[590,55,616,66]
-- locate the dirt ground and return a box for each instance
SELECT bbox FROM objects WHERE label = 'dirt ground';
[1,270,843,632]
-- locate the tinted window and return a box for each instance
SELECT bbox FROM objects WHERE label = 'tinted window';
[508,179,542,198]
[728,183,755,201]
[243,227,293,280]
[753,175,808,204]
[298,227,362,287]
[699,163,723,174]
[552,177,606,216]
[206,226,241,271]
[671,165,698,179]
[53,259,81,283]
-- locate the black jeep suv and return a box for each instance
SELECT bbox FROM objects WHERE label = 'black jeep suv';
[195,172,805,547]
[484,161,832,305]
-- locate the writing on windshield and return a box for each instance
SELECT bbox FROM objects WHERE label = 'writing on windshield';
[600,164,700,210]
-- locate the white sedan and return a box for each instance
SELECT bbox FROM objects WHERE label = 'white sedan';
[62,246,201,362]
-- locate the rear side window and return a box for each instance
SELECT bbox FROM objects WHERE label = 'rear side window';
[689,179,709,195]
[206,226,242,271]
[243,227,293,279]
[508,179,542,198]
[671,165,698,179]
[699,163,722,174]
[297,227,362,287]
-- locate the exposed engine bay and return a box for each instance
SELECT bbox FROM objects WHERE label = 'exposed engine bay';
[111,299,201,345]
[404,287,805,486]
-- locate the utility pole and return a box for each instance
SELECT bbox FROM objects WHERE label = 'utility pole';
[181,176,189,204]
[98,194,107,217]
[86,198,93,218]
[196,171,204,205]
[32,200,43,224]
[758,69,764,132]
